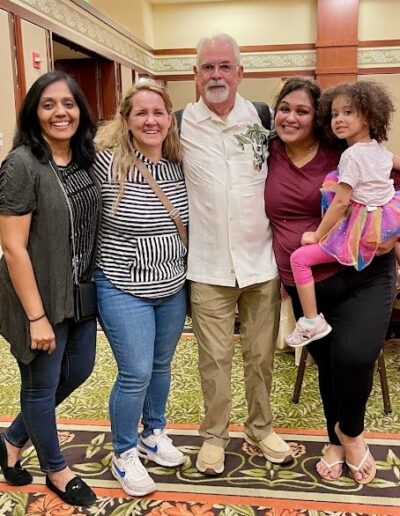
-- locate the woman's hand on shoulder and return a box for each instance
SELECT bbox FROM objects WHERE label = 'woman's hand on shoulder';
[301,231,319,246]
[29,317,56,354]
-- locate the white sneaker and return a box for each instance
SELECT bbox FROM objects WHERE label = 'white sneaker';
[112,448,156,497]
[285,314,332,348]
[137,429,185,467]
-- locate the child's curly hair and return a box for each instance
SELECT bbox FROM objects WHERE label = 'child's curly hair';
[318,80,395,143]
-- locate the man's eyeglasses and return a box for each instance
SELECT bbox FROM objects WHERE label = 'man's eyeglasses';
[199,62,238,74]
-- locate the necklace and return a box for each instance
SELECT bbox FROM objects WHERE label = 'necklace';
[285,141,318,164]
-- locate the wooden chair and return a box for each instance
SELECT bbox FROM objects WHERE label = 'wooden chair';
[292,347,392,415]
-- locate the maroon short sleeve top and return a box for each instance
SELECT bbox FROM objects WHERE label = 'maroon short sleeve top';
[265,138,342,286]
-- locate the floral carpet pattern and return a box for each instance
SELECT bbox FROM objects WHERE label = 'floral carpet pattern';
[0,423,400,516]
[1,336,400,515]
[1,422,400,515]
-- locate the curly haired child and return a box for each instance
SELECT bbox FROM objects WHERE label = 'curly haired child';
[286,80,400,348]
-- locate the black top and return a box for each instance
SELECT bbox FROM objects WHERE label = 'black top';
[58,162,99,282]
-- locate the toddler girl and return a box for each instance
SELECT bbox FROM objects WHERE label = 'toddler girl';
[286,81,400,347]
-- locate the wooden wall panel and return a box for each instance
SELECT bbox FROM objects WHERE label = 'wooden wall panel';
[98,60,119,121]
[316,0,359,87]
[317,0,358,46]
[54,58,98,122]
[0,9,17,161]
[10,14,25,110]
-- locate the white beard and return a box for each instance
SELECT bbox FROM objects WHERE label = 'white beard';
[204,80,229,104]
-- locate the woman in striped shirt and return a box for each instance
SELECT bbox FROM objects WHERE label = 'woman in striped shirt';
[94,82,188,497]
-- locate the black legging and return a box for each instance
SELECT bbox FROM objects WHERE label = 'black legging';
[285,251,396,445]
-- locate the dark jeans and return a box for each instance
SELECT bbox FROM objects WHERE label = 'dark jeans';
[286,251,396,445]
[5,318,96,472]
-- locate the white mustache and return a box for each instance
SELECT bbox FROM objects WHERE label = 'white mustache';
[206,80,228,91]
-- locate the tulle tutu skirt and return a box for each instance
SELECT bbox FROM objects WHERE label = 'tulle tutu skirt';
[320,170,400,271]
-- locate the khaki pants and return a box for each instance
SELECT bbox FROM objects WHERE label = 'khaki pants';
[190,277,281,447]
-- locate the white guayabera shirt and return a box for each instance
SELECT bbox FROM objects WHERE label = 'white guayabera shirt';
[181,93,278,288]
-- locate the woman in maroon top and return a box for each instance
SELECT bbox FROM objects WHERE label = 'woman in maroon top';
[265,77,396,484]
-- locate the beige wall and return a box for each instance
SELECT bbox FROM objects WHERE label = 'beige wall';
[153,0,316,48]
[0,9,16,162]
[121,65,134,94]
[358,0,400,154]
[21,20,49,91]
[359,0,400,40]
[359,74,400,155]
[167,80,196,111]
[239,78,283,107]
[91,0,154,47]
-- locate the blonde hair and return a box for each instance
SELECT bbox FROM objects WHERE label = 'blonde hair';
[95,81,182,204]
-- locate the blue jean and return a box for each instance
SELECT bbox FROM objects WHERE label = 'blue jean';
[5,318,96,472]
[95,269,186,455]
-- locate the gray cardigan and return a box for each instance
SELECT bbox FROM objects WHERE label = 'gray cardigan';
[0,145,99,364]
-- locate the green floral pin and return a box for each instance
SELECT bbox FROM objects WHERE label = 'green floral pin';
[235,123,270,171]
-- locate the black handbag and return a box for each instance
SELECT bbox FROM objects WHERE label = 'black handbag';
[73,281,97,322]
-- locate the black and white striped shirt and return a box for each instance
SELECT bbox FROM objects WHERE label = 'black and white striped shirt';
[58,162,99,282]
[95,149,188,298]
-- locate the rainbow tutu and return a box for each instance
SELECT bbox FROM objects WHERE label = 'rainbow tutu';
[320,170,400,271]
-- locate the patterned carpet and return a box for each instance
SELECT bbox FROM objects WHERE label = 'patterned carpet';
[0,335,400,515]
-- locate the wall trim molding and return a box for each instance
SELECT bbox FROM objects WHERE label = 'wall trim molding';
[358,47,400,68]
[3,0,155,72]
[154,43,315,56]
[70,0,152,52]
[2,0,400,79]
[359,39,400,48]
[358,66,400,75]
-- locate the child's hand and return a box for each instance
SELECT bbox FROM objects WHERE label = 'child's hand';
[301,231,319,246]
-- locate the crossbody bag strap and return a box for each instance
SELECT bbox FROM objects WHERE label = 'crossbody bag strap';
[133,157,188,248]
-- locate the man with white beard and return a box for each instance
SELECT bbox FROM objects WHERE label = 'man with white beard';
[180,33,293,475]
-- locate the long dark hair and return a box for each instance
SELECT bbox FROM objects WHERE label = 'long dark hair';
[273,76,323,140]
[13,71,96,168]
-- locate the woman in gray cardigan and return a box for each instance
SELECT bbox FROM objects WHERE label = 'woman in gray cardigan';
[0,71,99,507]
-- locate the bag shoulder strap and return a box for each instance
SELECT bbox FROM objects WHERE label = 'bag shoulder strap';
[134,157,188,248]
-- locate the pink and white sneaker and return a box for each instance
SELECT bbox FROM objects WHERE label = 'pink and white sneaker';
[285,314,332,348]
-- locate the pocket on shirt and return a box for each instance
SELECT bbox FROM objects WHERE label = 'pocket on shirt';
[229,160,267,186]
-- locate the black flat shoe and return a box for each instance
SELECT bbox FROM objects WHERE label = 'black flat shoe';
[0,433,32,486]
[46,475,97,507]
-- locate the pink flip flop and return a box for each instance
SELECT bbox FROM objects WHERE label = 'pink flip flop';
[346,439,376,485]
[316,447,344,482]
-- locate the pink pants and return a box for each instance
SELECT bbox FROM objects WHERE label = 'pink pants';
[290,244,337,286]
